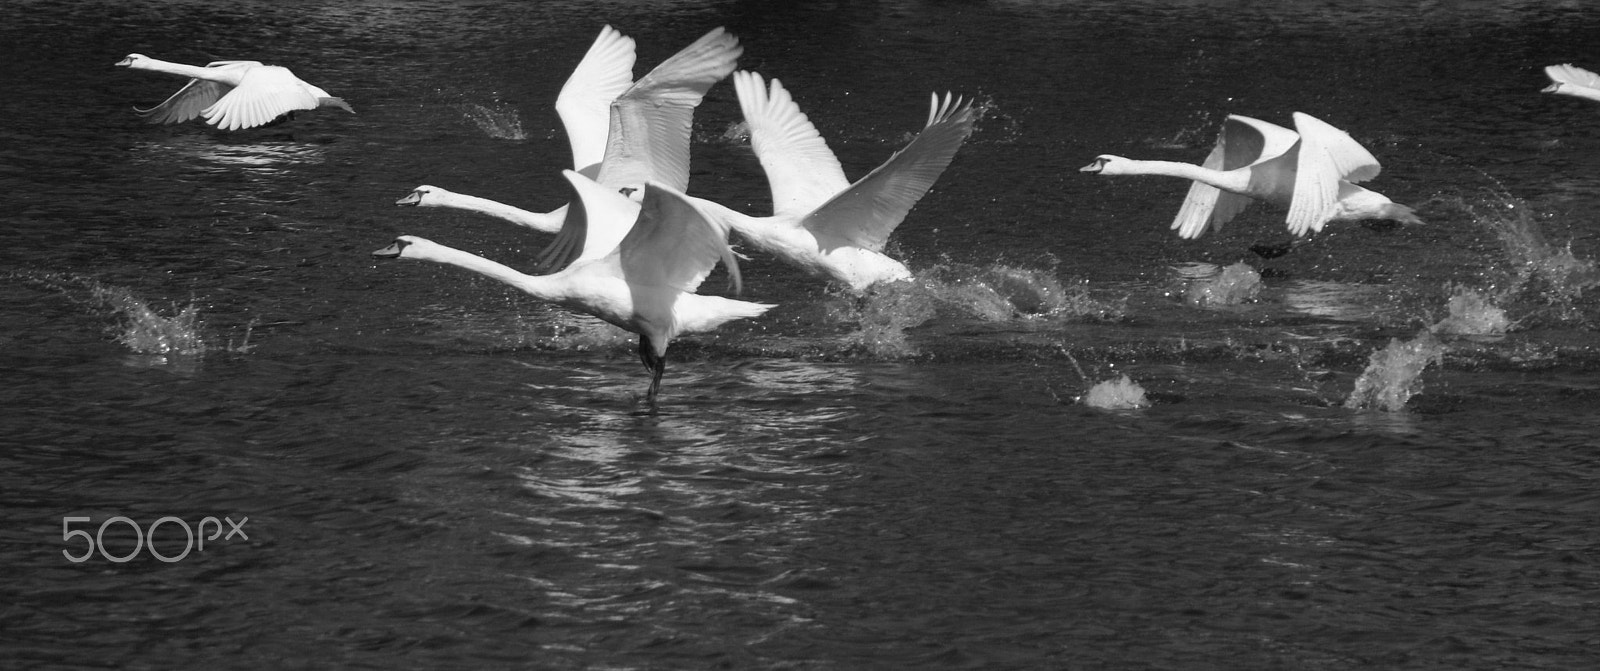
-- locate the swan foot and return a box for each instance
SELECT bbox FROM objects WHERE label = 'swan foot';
[638,336,665,413]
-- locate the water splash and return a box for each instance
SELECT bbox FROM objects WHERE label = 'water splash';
[1464,188,1599,325]
[455,102,526,140]
[15,272,208,355]
[1083,374,1150,410]
[1429,285,1511,336]
[833,262,1122,357]
[1343,332,1445,412]
[1172,262,1262,307]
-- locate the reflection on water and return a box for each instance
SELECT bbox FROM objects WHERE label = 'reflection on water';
[129,136,328,173]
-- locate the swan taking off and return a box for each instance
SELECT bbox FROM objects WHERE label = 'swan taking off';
[374,171,773,408]
[717,71,977,293]
[1542,63,1600,103]
[1081,112,1421,239]
[116,54,353,130]
[395,26,741,235]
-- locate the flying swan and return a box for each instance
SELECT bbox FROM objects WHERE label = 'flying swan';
[1080,112,1421,239]
[702,71,976,294]
[395,26,741,235]
[374,170,773,407]
[1542,63,1600,103]
[116,54,353,130]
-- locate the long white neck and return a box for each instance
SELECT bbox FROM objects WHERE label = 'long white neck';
[130,57,227,81]
[1108,159,1253,193]
[435,193,567,234]
[413,242,562,301]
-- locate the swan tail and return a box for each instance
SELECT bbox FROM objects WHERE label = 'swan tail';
[1379,202,1424,226]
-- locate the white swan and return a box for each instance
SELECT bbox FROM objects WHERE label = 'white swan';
[701,71,976,294]
[374,170,773,406]
[1080,112,1421,238]
[395,26,741,233]
[1542,63,1600,103]
[116,54,353,130]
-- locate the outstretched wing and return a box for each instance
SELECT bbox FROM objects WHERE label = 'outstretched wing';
[593,27,742,193]
[202,65,324,130]
[555,26,637,176]
[537,170,641,274]
[734,71,850,219]
[801,92,976,253]
[135,78,231,124]
[621,181,739,296]
[1171,114,1294,238]
[1284,112,1381,236]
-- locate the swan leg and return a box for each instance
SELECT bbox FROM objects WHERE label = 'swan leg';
[637,335,666,409]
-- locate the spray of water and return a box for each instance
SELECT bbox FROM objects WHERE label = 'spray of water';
[1343,331,1445,412]
[1429,285,1511,336]
[1083,374,1150,410]
[456,102,526,140]
[15,272,208,355]
[1172,262,1262,307]
[1462,188,1599,325]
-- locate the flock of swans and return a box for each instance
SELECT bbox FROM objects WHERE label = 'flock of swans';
[117,29,1600,409]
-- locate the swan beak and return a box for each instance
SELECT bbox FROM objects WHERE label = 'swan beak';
[372,240,409,258]
[1541,82,1562,94]
[395,191,423,206]
[1080,158,1107,173]
[115,56,134,67]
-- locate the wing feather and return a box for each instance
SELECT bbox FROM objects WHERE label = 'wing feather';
[135,78,230,125]
[555,26,637,174]
[734,71,850,218]
[539,170,641,274]
[1285,112,1381,236]
[593,27,742,193]
[802,92,976,253]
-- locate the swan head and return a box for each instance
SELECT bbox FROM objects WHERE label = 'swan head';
[395,185,445,207]
[617,185,646,203]
[116,54,148,68]
[372,235,429,259]
[1080,155,1132,175]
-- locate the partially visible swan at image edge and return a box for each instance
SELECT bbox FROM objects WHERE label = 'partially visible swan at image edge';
[395,26,741,235]
[704,70,977,294]
[1542,63,1600,103]
[1080,112,1422,239]
[116,54,353,130]
[374,170,774,408]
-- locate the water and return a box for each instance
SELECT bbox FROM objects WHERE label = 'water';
[4,0,1600,668]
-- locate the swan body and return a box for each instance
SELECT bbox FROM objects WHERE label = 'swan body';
[397,26,741,234]
[1542,63,1600,103]
[116,54,353,130]
[713,71,977,293]
[1081,112,1421,238]
[375,171,773,406]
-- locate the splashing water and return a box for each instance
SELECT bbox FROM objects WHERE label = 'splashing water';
[1083,374,1150,410]
[15,272,208,355]
[1465,189,1599,324]
[1173,262,1262,307]
[834,263,1123,357]
[1344,332,1445,412]
[455,102,526,140]
[1430,285,1511,336]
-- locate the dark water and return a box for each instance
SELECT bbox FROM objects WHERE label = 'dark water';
[5,0,1600,668]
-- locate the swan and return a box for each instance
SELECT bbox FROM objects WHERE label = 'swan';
[1542,63,1600,103]
[700,71,976,294]
[115,54,353,130]
[395,26,741,233]
[374,170,774,407]
[1080,112,1421,238]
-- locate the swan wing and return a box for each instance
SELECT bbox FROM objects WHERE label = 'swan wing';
[594,27,742,193]
[538,170,641,274]
[801,92,976,253]
[201,66,323,130]
[1170,115,1286,238]
[1285,112,1382,235]
[134,78,231,124]
[1545,63,1600,92]
[734,71,850,219]
[621,181,740,295]
[556,26,637,175]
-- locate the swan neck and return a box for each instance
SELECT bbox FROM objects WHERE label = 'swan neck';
[131,58,217,80]
[420,244,558,300]
[441,193,564,232]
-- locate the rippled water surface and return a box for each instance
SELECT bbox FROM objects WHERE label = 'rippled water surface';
[5,1,1600,668]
